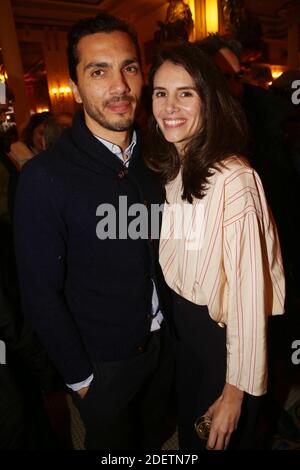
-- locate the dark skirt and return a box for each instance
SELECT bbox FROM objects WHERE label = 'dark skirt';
[172,290,263,450]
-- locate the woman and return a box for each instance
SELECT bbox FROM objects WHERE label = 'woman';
[145,43,285,450]
[9,111,51,170]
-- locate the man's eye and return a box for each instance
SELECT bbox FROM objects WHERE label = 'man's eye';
[91,69,104,77]
[124,65,138,73]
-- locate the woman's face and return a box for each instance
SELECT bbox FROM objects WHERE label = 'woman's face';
[152,61,202,153]
[32,123,45,152]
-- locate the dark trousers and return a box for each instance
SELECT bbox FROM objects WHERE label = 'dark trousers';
[172,291,263,450]
[0,369,59,449]
[72,324,175,450]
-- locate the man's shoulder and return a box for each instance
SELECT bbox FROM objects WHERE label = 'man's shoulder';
[20,149,56,179]
[20,149,51,176]
[244,83,292,121]
[20,131,73,178]
[18,151,67,197]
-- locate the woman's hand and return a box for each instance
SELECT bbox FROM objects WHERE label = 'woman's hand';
[204,383,244,450]
[77,385,90,399]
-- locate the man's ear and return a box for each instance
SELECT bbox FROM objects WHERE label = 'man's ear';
[70,79,83,104]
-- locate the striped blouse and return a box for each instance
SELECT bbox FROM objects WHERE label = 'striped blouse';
[159,156,285,396]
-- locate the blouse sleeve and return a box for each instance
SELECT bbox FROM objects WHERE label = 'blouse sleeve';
[222,166,285,396]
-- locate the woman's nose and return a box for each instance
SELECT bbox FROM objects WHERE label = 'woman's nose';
[165,96,179,113]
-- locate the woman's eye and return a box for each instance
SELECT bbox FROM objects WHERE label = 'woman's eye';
[180,91,193,97]
[154,91,166,98]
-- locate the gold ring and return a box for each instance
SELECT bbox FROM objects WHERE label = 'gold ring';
[194,415,212,440]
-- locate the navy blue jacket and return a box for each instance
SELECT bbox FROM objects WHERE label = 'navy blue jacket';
[14,112,166,384]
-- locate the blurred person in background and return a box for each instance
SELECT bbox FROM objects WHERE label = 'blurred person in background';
[43,113,73,149]
[9,112,51,170]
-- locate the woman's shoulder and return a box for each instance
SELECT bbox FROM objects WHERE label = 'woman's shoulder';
[218,155,251,173]
[9,141,34,169]
[213,155,257,184]
[210,156,264,202]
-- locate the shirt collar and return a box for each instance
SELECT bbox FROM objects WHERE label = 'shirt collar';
[94,131,137,167]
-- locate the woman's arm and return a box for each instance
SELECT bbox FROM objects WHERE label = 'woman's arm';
[203,165,285,450]
[204,383,244,450]
[223,167,284,396]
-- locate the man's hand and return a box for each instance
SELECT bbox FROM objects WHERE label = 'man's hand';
[204,383,244,450]
[77,385,90,399]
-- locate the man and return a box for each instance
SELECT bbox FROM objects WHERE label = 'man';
[197,34,292,173]
[14,14,174,450]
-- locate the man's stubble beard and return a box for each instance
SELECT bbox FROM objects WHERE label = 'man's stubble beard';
[84,97,137,132]
[88,107,134,131]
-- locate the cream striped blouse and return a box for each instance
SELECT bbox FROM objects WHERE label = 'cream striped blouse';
[159,156,285,396]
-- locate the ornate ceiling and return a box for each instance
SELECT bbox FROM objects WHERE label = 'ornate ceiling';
[10,0,294,30]
[5,1,299,77]
[10,0,166,28]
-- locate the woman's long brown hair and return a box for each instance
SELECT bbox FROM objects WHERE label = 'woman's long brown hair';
[144,42,249,203]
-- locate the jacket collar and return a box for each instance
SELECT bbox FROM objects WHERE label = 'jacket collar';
[65,111,141,174]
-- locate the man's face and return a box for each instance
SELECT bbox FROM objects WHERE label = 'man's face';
[71,31,143,139]
[214,47,244,100]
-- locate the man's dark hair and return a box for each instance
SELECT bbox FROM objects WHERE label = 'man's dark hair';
[197,33,242,60]
[67,13,141,83]
[145,42,248,203]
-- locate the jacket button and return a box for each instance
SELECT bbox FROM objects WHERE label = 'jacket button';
[137,345,144,353]
[118,170,125,178]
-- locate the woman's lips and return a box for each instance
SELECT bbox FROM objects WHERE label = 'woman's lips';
[163,119,186,129]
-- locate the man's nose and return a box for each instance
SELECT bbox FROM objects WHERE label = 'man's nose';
[110,71,130,95]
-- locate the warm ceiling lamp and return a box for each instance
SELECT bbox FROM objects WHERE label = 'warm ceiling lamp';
[206,0,219,33]
[51,86,72,97]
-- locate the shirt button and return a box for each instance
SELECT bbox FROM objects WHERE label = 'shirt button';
[146,314,152,319]
[217,322,226,328]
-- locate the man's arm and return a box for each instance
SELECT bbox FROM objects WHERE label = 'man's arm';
[14,159,93,384]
